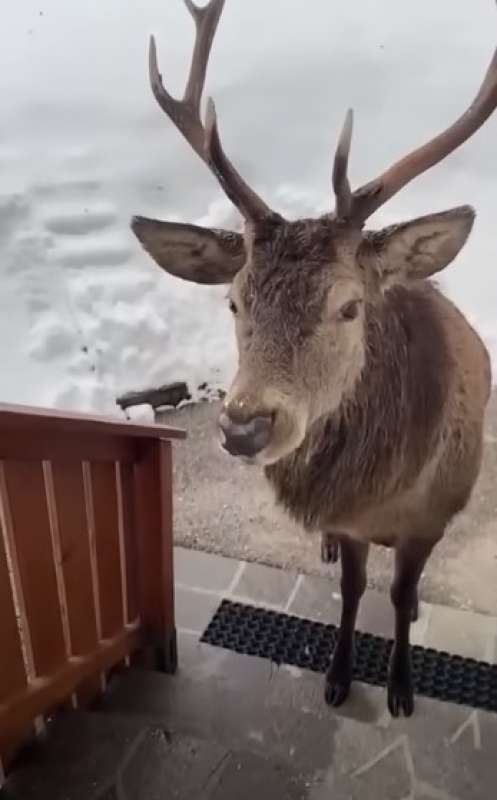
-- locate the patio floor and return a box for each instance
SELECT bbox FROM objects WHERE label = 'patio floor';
[3,548,497,799]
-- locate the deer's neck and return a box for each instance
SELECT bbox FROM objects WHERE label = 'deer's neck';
[265,281,452,529]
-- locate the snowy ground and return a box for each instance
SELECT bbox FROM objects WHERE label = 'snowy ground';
[1,0,496,416]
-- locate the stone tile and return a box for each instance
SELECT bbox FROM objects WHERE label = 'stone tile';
[410,602,432,647]
[341,740,413,800]
[175,586,222,633]
[120,727,228,800]
[357,590,393,638]
[232,562,298,607]
[399,702,497,800]
[174,632,274,700]
[357,592,431,643]
[491,631,497,664]
[174,547,240,592]
[1,712,147,800]
[424,604,497,661]
[209,751,307,800]
[288,574,341,625]
[261,671,340,771]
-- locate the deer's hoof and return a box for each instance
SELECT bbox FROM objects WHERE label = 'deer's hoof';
[325,654,353,707]
[325,677,351,707]
[388,681,414,717]
[387,652,414,717]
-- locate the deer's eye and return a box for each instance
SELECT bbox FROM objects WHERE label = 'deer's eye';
[228,299,238,315]
[339,300,361,321]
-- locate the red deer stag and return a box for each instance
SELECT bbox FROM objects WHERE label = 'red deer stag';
[131,0,496,716]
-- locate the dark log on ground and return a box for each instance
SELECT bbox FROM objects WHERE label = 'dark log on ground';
[116,381,191,411]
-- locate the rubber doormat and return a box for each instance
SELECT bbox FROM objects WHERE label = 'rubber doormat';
[201,599,497,713]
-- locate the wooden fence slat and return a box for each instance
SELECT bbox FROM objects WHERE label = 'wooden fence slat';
[50,462,103,709]
[0,481,36,773]
[117,463,139,624]
[159,441,175,650]
[2,462,66,677]
[89,463,124,639]
[0,526,27,703]
[50,462,98,657]
[134,439,177,673]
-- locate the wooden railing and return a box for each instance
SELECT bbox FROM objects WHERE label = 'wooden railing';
[0,403,185,774]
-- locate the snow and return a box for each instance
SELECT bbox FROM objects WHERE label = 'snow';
[1,0,496,415]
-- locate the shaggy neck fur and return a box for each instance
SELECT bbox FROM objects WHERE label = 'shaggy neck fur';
[265,281,453,531]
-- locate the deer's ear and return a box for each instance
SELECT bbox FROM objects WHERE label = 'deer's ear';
[368,205,475,284]
[131,217,245,285]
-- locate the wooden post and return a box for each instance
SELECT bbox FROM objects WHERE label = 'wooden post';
[134,439,177,673]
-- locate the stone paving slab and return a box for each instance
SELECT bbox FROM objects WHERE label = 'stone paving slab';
[175,585,223,633]
[234,562,298,607]
[174,547,241,593]
[287,574,342,625]
[208,751,306,800]
[1,713,145,800]
[424,603,497,662]
[174,546,497,662]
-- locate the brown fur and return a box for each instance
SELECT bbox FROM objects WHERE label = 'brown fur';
[266,282,450,527]
[265,279,490,544]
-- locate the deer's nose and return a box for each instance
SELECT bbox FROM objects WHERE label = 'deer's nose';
[218,410,273,458]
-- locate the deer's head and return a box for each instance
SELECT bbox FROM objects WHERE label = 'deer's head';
[132,0,497,464]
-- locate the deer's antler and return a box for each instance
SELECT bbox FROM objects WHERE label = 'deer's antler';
[333,46,497,224]
[149,0,276,223]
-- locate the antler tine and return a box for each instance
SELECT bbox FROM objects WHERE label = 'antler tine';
[148,0,224,160]
[148,37,182,126]
[148,0,275,223]
[183,0,198,16]
[204,98,275,218]
[182,0,225,112]
[332,108,354,220]
[347,45,497,225]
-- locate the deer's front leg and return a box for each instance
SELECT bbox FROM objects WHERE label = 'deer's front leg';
[388,536,438,717]
[325,537,369,707]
